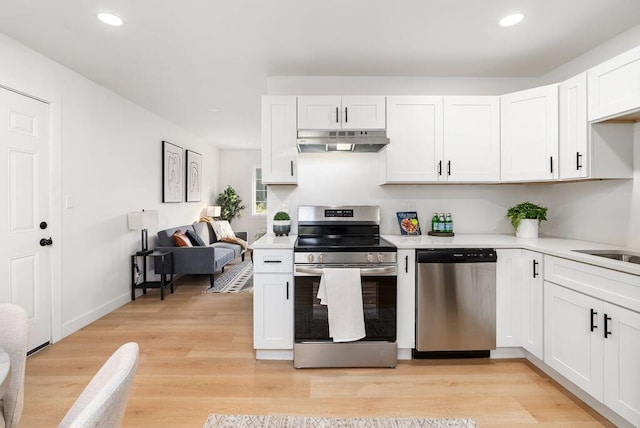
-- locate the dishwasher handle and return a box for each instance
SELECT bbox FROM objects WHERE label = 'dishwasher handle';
[416,248,496,263]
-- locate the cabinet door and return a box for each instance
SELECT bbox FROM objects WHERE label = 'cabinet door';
[521,250,544,359]
[297,96,341,130]
[588,45,640,122]
[253,273,293,349]
[603,303,640,426]
[444,96,500,182]
[396,250,416,349]
[544,282,604,401]
[496,249,523,347]
[341,96,386,130]
[261,96,297,184]
[559,73,588,179]
[384,96,444,182]
[501,85,559,182]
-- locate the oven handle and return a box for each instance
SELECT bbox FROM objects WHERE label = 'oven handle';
[294,266,397,276]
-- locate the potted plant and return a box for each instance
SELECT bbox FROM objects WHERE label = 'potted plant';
[215,185,245,224]
[273,211,291,236]
[506,202,548,238]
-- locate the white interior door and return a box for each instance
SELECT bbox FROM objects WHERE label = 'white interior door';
[0,87,52,352]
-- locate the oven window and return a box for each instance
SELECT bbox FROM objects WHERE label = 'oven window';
[294,275,396,342]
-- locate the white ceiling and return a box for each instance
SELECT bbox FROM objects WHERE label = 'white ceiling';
[1,0,640,149]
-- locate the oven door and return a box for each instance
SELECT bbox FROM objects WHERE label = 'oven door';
[294,265,397,343]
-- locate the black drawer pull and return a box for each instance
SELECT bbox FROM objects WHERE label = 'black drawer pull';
[576,152,582,170]
[264,260,282,264]
[335,107,339,123]
[405,255,408,273]
[590,308,598,332]
[286,281,289,300]
[532,260,539,278]
[438,160,442,176]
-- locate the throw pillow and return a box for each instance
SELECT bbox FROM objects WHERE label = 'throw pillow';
[185,229,206,246]
[172,229,192,247]
[221,235,248,251]
[211,220,236,241]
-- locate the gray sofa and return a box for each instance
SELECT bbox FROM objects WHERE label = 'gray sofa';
[154,222,247,285]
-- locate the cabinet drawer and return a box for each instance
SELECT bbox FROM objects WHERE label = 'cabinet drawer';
[253,249,293,273]
[544,255,640,313]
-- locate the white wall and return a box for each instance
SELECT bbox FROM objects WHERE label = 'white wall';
[0,33,220,340]
[219,149,267,243]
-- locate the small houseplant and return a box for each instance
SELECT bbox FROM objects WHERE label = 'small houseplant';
[273,211,291,236]
[506,202,548,238]
[215,185,245,224]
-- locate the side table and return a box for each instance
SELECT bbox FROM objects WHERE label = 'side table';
[131,251,174,300]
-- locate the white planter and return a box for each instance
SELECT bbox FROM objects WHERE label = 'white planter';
[516,219,539,238]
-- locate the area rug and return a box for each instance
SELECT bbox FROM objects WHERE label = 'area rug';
[203,414,477,428]
[202,260,253,293]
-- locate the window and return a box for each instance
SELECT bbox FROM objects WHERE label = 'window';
[252,166,267,215]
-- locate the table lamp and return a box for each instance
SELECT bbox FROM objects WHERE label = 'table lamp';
[206,206,221,219]
[128,209,158,255]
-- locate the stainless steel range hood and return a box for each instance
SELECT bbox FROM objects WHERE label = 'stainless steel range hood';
[296,130,389,153]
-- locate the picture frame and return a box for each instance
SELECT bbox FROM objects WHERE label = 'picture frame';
[185,150,202,202]
[162,141,183,203]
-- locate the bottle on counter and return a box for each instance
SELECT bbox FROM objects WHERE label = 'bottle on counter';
[431,213,439,232]
[445,213,453,233]
[438,213,445,233]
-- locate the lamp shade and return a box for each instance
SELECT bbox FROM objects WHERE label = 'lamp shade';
[206,206,221,217]
[127,210,158,230]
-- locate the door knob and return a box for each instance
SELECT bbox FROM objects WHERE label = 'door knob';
[39,238,53,247]
[40,221,48,230]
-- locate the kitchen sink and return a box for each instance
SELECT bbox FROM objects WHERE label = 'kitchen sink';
[572,249,640,265]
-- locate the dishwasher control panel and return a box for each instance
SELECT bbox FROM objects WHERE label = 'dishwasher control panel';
[416,248,496,263]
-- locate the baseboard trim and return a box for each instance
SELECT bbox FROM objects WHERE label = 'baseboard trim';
[255,349,294,361]
[61,292,131,339]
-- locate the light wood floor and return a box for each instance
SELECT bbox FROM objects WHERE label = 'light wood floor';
[21,274,613,427]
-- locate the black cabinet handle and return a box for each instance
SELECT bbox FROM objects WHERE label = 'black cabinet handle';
[590,308,598,332]
[290,160,294,177]
[438,160,442,176]
[604,314,612,338]
[264,260,282,264]
[550,156,554,174]
[286,281,289,300]
[576,152,582,170]
[335,107,339,123]
[345,107,348,123]
[405,255,408,273]
[447,160,451,176]
[532,260,539,278]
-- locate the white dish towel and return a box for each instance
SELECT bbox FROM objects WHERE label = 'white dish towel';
[317,268,366,342]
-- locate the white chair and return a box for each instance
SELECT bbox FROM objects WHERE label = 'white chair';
[59,342,139,428]
[0,304,29,428]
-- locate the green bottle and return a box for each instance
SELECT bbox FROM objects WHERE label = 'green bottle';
[431,213,439,232]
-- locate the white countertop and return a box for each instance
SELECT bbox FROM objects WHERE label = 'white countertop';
[383,233,640,276]
[251,234,298,249]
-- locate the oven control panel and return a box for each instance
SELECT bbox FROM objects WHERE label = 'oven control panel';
[295,252,397,265]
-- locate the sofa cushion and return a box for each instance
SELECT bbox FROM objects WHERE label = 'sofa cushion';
[173,230,192,247]
[157,225,196,247]
[185,229,206,246]
[211,220,235,240]
[220,235,248,251]
[212,242,243,258]
[212,246,236,271]
[193,221,214,244]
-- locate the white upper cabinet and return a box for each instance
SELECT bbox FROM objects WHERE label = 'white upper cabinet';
[261,96,297,184]
[588,45,640,122]
[501,84,559,182]
[559,73,588,180]
[384,96,444,183]
[297,96,386,130]
[443,96,500,182]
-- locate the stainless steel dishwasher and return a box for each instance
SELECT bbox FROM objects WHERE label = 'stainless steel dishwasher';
[414,248,497,358]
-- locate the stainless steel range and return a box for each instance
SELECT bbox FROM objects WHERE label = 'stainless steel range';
[293,205,398,368]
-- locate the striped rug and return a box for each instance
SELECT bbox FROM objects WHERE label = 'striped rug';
[203,414,477,427]
[201,260,253,293]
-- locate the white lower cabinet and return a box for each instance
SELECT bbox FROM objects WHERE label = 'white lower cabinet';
[521,250,544,359]
[396,249,416,351]
[544,255,640,427]
[253,249,293,350]
[496,249,523,347]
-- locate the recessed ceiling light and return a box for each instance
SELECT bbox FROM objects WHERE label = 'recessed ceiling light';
[97,12,124,27]
[208,108,221,113]
[499,13,524,27]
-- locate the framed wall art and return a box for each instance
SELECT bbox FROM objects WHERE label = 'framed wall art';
[185,150,202,202]
[162,140,183,203]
